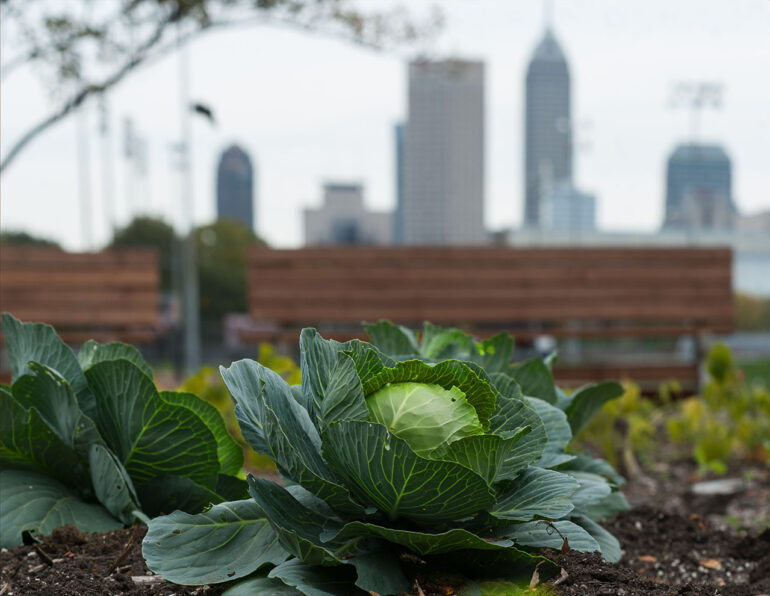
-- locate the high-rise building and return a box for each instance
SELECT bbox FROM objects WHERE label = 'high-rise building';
[304,183,392,246]
[664,144,734,229]
[216,145,254,231]
[402,59,486,245]
[393,123,405,244]
[524,29,572,227]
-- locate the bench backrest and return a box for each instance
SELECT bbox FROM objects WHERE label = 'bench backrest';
[1,247,160,344]
[247,246,733,340]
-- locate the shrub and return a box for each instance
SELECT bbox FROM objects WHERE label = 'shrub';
[143,322,627,595]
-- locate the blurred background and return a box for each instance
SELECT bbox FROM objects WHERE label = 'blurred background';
[1,0,769,390]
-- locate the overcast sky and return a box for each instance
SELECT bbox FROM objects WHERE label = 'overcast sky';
[2,0,769,250]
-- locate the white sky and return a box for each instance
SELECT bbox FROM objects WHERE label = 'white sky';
[2,0,769,250]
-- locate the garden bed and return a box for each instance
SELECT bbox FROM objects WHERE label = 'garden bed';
[2,465,768,596]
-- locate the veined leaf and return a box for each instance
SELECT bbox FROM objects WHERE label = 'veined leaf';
[419,322,474,360]
[268,559,364,596]
[77,340,154,379]
[161,391,243,476]
[582,491,630,520]
[361,359,497,429]
[0,469,120,548]
[347,549,411,595]
[564,382,625,437]
[469,333,515,374]
[1,388,85,486]
[247,476,345,566]
[142,499,288,585]
[223,575,303,596]
[236,362,364,516]
[221,359,271,454]
[1,313,95,416]
[443,426,533,483]
[524,396,575,468]
[323,522,517,556]
[572,514,623,563]
[501,519,600,553]
[564,471,612,510]
[318,352,368,429]
[432,547,558,582]
[488,376,548,469]
[9,363,104,464]
[135,475,224,517]
[363,320,420,358]
[560,452,626,486]
[508,359,557,405]
[85,359,219,485]
[489,467,579,522]
[89,444,141,524]
[322,420,495,523]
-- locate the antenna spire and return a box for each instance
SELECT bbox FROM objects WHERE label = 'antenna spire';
[544,0,554,30]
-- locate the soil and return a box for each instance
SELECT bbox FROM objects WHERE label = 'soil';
[0,525,223,595]
[2,464,768,596]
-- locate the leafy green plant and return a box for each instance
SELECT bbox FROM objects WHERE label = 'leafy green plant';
[179,344,301,472]
[143,322,627,595]
[0,313,247,547]
[667,343,770,472]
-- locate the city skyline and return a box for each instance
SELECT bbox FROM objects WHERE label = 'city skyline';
[1,0,769,250]
[216,145,256,233]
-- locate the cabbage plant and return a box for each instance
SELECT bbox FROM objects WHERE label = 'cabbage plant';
[144,323,627,595]
[0,314,247,548]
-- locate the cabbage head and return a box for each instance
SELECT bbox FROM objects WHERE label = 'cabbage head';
[143,324,627,595]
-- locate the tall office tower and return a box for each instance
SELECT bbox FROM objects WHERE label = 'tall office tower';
[664,144,734,229]
[402,59,486,245]
[524,29,572,227]
[216,145,255,231]
[393,123,405,244]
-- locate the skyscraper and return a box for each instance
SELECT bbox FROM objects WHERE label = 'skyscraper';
[524,29,572,227]
[664,144,734,229]
[216,145,254,231]
[393,123,405,244]
[402,59,486,245]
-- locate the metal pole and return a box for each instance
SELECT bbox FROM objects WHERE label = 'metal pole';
[178,28,201,374]
[76,104,93,251]
[99,96,116,241]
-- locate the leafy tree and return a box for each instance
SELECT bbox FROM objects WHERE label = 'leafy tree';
[0,230,61,248]
[109,216,178,292]
[195,218,265,325]
[1,0,442,171]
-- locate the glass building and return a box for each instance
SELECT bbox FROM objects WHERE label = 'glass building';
[216,145,254,232]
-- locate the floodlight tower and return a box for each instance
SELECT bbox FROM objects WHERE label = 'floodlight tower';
[668,81,723,143]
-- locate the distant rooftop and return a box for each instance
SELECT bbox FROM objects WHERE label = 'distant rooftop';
[670,144,730,162]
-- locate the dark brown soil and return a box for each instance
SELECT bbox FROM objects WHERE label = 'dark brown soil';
[554,507,770,595]
[0,525,223,595]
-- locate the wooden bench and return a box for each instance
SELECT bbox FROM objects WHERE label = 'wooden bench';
[1,247,160,345]
[244,246,734,393]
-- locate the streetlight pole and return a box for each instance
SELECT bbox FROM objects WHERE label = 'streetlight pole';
[178,27,201,374]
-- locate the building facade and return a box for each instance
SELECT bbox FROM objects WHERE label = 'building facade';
[216,145,255,231]
[524,29,572,227]
[541,181,596,231]
[664,144,734,229]
[402,59,486,245]
[304,183,392,246]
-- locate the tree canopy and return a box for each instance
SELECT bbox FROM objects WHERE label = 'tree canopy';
[1,0,441,170]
